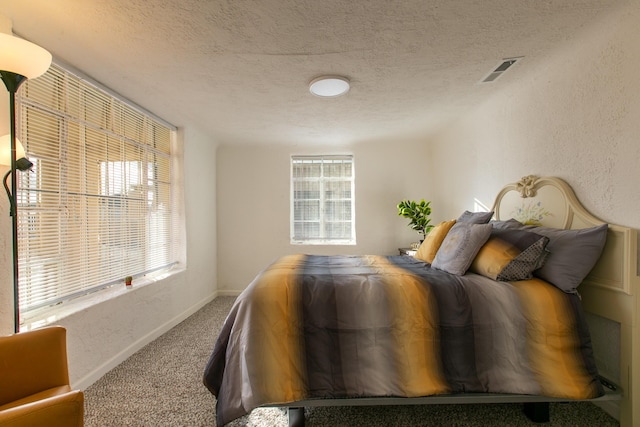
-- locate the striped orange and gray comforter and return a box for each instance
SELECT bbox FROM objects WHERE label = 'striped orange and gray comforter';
[203,254,603,425]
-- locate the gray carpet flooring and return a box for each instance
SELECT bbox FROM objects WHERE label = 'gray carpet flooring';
[83,296,619,426]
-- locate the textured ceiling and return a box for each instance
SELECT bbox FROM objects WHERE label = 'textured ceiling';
[0,0,626,146]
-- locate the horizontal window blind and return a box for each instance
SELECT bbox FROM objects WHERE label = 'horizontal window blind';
[291,155,355,245]
[16,63,178,317]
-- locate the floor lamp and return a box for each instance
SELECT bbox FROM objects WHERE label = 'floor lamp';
[0,32,51,333]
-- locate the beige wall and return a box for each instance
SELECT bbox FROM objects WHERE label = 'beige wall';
[216,138,432,291]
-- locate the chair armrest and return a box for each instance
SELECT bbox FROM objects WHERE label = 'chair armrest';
[0,326,70,405]
[0,390,84,427]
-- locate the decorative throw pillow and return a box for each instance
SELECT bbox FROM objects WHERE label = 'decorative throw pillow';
[431,222,493,275]
[522,223,608,293]
[470,228,549,281]
[457,210,494,224]
[414,220,457,264]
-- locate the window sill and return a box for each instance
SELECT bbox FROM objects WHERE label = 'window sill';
[20,265,186,331]
[291,240,356,245]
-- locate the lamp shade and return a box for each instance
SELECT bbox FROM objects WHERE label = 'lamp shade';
[0,134,26,166]
[0,32,51,79]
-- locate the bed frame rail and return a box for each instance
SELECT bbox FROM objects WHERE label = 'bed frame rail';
[277,384,622,426]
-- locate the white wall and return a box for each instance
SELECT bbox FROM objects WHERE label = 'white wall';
[425,2,640,417]
[0,22,18,333]
[216,138,432,291]
[0,122,219,387]
[428,2,640,232]
[0,88,12,334]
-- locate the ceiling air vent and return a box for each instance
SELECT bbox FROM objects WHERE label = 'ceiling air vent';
[480,57,522,83]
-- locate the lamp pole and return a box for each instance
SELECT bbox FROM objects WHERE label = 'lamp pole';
[0,32,51,333]
[1,71,27,332]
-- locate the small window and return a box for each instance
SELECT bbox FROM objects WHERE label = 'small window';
[291,155,355,245]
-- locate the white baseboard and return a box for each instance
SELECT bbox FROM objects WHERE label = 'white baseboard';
[217,289,242,297]
[72,292,218,390]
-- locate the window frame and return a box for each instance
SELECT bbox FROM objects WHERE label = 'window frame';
[290,155,356,245]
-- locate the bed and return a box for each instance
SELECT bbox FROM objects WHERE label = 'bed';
[203,175,639,427]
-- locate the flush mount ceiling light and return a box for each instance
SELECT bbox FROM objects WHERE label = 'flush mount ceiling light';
[309,76,350,97]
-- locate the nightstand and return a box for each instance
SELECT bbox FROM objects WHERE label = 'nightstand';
[398,248,417,256]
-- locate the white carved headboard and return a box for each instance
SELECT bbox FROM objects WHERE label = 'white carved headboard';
[490,175,637,295]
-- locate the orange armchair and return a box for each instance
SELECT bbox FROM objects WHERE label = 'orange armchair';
[0,326,84,427]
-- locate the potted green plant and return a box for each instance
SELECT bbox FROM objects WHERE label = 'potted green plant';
[397,199,433,241]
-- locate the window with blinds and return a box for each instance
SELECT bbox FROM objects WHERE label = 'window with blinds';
[291,155,355,245]
[16,62,178,318]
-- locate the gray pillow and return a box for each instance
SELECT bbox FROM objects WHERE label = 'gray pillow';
[457,210,494,224]
[432,222,493,275]
[522,223,608,293]
[490,218,523,230]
